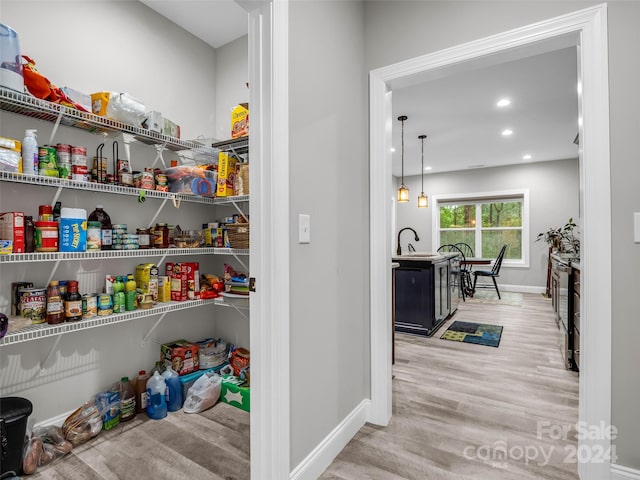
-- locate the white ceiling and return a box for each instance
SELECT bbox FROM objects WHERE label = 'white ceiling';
[140,0,248,49]
[138,2,578,178]
[392,46,579,177]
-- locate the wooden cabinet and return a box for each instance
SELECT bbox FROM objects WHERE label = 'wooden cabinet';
[572,266,581,371]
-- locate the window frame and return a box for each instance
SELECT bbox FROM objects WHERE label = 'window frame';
[432,189,530,268]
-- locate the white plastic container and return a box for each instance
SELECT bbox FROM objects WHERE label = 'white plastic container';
[21,130,37,175]
[0,23,24,92]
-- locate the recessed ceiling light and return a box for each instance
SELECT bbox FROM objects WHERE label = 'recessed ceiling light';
[497,98,511,107]
[502,129,513,136]
[424,166,432,171]
[523,154,532,160]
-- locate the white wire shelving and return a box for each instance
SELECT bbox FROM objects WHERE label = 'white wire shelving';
[1,297,248,347]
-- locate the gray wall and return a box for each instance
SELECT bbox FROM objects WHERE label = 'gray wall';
[364,0,640,470]
[395,159,580,290]
[288,0,369,469]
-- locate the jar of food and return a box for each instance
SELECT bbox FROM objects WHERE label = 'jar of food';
[64,280,83,322]
[154,223,169,249]
[87,221,102,250]
[136,228,151,249]
[38,205,53,222]
[34,221,58,252]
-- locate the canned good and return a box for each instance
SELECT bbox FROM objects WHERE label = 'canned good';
[72,164,89,182]
[38,146,57,170]
[19,287,47,323]
[56,144,71,164]
[82,294,98,318]
[38,168,59,178]
[155,173,169,192]
[119,172,133,186]
[58,162,71,180]
[71,146,87,165]
[87,221,101,250]
[97,293,113,316]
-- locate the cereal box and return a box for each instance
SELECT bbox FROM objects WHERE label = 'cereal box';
[161,339,200,376]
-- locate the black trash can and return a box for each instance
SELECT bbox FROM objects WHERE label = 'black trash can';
[1,397,33,476]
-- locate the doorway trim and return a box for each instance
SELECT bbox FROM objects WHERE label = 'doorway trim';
[369,5,611,480]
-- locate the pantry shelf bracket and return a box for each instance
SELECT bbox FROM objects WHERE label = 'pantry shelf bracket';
[50,186,63,207]
[231,253,248,272]
[46,260,62,286]
[147,197,168,228]
[230,201,248,222]
[38,334,63,376]
[141,311,168,346]
[48,111,64,146]
[230,303,249,320]
[151,142,168,169]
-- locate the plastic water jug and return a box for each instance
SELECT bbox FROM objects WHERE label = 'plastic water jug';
[146,370,167,420]
[162,366,183,412]
[0,23,23,92]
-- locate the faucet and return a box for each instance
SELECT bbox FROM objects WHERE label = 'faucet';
[397,227,420,256]
[407,243,416,252]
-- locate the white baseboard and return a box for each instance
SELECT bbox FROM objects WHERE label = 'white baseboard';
[35,409,76,429]
[612,464,640,480]
[290,399,370,480]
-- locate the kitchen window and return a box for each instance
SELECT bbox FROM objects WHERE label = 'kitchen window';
[434,190,529,267]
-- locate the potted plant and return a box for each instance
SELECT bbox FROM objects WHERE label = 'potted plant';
[536,218,580,256]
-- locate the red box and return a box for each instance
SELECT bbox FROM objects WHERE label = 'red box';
[0,212,25,253]
[167,262,200,301]
[161,339,200,376]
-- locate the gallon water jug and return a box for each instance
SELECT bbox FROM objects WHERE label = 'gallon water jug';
[162,366,183,412]
[146,370,167,420]
[0,23,23,92]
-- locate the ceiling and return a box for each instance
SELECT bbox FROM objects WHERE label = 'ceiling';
[392,46,579,177]
[138,2,578,177]
[140,0,248,49]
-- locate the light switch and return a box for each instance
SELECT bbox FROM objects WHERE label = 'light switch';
[299,214,311,244]
[635,212,640,243]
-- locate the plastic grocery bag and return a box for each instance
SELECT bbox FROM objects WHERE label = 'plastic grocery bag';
[183,373,222,414]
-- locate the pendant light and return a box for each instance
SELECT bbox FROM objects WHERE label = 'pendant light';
[417,134,428,208]
[397,115,409,203]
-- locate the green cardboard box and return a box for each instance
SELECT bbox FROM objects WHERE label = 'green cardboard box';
[220,375,250,412]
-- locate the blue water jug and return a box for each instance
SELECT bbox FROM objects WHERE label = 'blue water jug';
[162,366,183,412]
[146,370,167,420]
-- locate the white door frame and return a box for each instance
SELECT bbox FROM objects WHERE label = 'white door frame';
[368,5,611,480]
[242,1,291,479]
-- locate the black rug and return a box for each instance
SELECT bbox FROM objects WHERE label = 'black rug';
[440,321,503,347]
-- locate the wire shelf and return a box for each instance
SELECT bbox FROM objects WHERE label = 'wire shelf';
[0,87,217,155]
[213,195,249,205]
[0,298,218,347]
[0,247,224,264]
[212,248,250,256]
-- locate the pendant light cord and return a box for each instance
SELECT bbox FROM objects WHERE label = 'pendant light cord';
[401,118,405,184]
[421,136,424,191]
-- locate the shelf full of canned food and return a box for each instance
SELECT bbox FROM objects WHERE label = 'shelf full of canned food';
[0,247,250,264]
[0,171,232,206]
[0,298,221,347]
[0,87,217,154]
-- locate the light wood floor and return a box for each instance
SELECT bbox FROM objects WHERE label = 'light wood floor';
[320,292,579,480]
[31,293,577,480]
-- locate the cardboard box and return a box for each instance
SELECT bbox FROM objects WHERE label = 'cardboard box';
[167,262,200,301]
[231,103,249,139]
[220,375,250,412]
[136,263,159,301]
[216,152,238,197]
[163,118,180,139]
[161,339,200,376]
[0,212,24,253]
[59,208,87,252]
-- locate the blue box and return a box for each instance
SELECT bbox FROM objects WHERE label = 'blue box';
[59,216,87,252]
